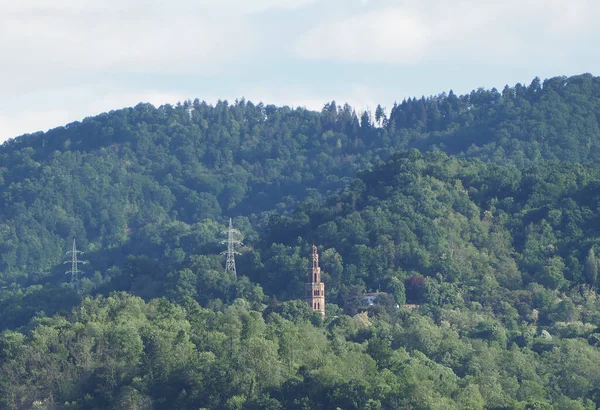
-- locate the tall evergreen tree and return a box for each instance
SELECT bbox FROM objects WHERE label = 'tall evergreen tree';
[585,248,598,287]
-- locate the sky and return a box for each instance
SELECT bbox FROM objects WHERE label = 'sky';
[1,0,599,142]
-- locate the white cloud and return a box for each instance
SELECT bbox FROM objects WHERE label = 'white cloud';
[0,1,257,78]
[0,1,264,140]
[197,0,321,13]
[296,7,431,64]
[295,0,600,65]
[0,0,321,14]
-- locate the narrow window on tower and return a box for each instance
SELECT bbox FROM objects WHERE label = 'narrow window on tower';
[314,273,317,282]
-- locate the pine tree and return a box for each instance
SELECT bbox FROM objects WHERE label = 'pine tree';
[585,248,598,287]
[375,104,386,127]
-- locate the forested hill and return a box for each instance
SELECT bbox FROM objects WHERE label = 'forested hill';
[1,73,599,284]
[4,152,600,409]
[2,74,600,408]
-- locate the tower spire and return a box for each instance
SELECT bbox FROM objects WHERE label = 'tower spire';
[305,245,325,316]
[64,238,86,293]
[222,218,242,277]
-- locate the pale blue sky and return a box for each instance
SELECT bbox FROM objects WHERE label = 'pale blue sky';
[1,0,599,142]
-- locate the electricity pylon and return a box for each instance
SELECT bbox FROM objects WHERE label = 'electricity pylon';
[64,238,86,293]
[221,218,242,277]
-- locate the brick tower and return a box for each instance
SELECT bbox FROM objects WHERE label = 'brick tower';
[305,245,325,316]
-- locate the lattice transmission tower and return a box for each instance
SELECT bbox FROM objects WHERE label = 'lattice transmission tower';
[222,218,242,277]
[64,238,86,293]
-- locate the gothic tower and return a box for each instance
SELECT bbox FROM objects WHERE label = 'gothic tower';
[305,245,325,316]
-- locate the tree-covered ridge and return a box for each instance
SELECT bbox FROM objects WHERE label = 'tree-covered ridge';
[1,73,599,284]
[0,98,400,284]
[0,101,349,282]
[386,73,600,165]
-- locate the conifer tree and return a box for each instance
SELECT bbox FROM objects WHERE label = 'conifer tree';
[585,248,598,287]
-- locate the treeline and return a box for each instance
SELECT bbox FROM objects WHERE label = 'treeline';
[2,292,598,409]
[386,73,600,164]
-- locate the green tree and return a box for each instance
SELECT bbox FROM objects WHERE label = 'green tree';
[584,248,598,287]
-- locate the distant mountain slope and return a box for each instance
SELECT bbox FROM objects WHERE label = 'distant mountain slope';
[0,73,598,290]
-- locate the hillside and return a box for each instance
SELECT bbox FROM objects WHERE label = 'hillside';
[257,150,600,316]
[1,74,599,283]
[3,151,600,408]
[2,74,600,408]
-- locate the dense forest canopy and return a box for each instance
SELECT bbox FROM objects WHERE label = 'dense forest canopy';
[2,74,600,409]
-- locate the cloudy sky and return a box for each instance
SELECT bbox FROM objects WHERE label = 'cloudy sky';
[1,0,599,142]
